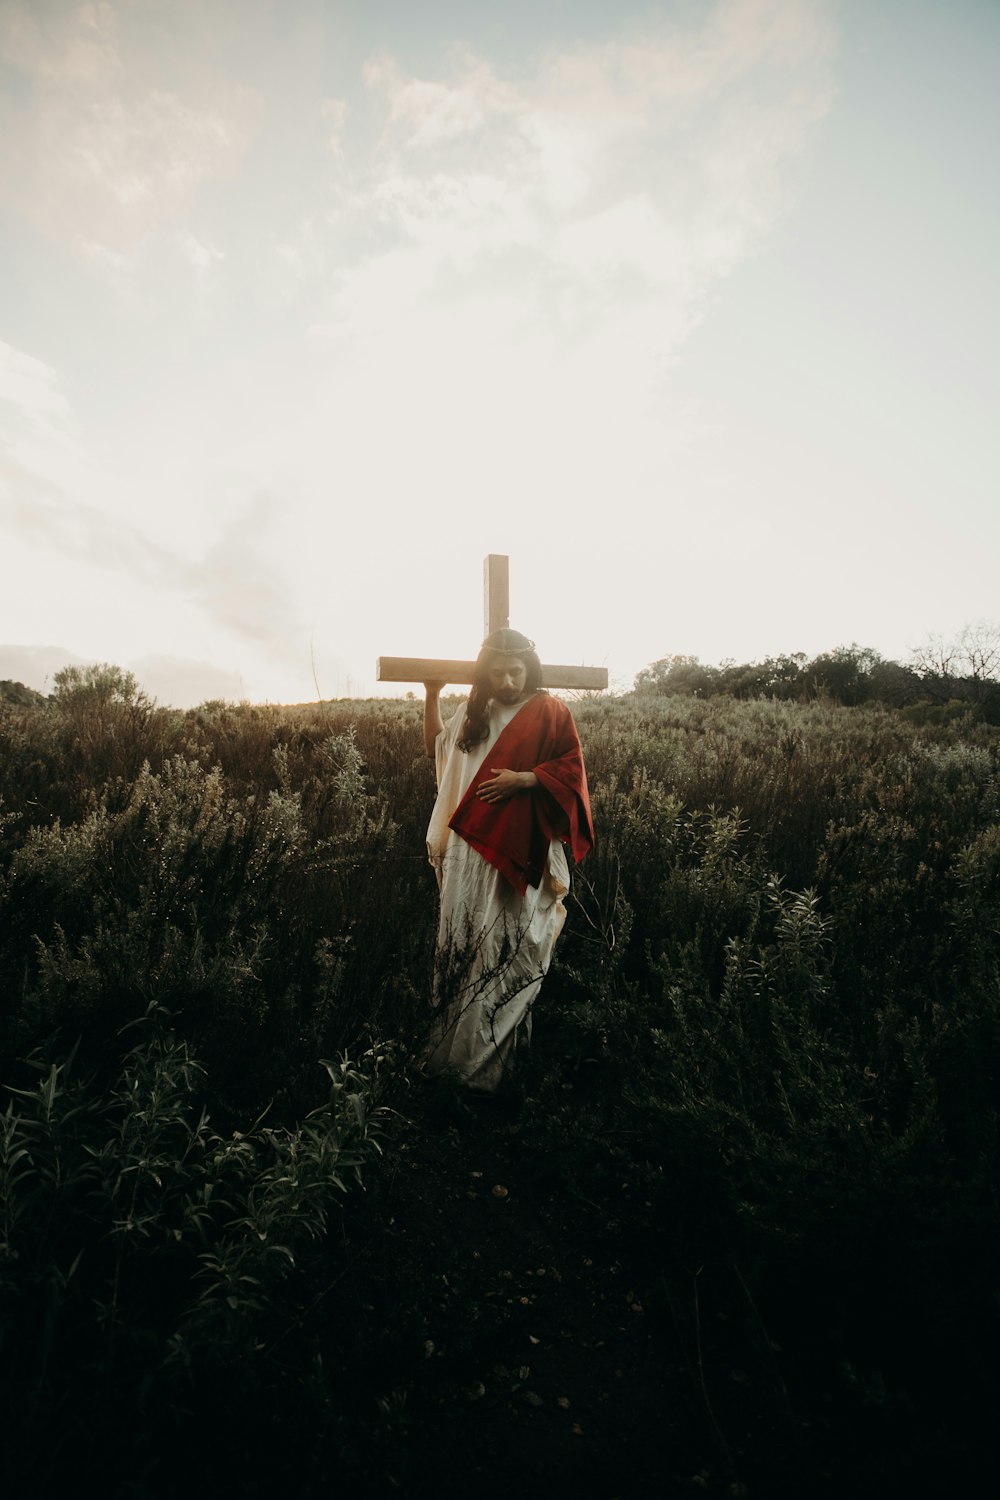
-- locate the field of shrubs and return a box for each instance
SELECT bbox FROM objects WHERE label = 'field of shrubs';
[1,664,999,1496]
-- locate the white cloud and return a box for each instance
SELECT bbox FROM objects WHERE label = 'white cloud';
[0,0,248,256]
[294,0,836,532]
[0,333,305,683]
[321,95,348,156]
[176,230,225,277]
[71,89,233,204]
[0,340,72,426]
[365,48,521,153]
[0,0,120,82]
[331,0,836,353]
[0,342,93,522]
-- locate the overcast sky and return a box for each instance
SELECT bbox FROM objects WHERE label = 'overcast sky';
[2,0,998,705]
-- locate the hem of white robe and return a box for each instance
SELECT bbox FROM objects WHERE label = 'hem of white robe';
[423,849,568,1095]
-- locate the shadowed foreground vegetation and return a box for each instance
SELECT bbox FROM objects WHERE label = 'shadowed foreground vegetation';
[1,668,999,1496]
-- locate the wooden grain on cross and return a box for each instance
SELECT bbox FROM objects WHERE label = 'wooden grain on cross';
[377,554,608,691]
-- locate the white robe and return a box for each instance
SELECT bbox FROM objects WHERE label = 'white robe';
[425,698,569,1093]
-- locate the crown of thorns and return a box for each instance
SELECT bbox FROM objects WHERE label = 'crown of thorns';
[481,628,536,654]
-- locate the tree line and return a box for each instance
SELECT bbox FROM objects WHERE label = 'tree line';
[4,624,1000,725]
[634,622,1000,723]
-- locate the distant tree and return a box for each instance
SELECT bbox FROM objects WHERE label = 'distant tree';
[723,653,807,701]
[634,655,719,697]
[52,662,146,709]
[51,663,157,778]
[0,679,46,707]
[865,657,922,708]
[801,645,884,706]
[716,660,777,699]
[911,622,1000,721]
[633,641,975,714]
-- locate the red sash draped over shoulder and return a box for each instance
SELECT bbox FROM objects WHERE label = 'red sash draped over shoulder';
[449,693,594,895]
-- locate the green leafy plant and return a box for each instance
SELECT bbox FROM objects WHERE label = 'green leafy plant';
[0,1011,386,1491]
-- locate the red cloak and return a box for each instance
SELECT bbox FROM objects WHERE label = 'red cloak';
[448,693,594,895]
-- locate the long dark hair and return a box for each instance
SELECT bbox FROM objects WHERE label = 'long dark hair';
[458,628,544,752]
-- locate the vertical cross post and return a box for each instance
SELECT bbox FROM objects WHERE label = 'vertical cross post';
[376,552,608,688]
[484,554,510,638]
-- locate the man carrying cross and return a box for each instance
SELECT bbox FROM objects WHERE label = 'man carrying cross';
[422,627,594,1093]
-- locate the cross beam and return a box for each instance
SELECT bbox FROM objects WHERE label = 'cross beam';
[376,655,608,690]
[376,554,608,691]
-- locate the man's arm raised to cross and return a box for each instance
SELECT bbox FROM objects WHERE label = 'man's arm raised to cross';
[423,680,444,756]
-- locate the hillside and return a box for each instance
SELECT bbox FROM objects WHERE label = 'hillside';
[0,678,47,706]
[0,688,998,1496]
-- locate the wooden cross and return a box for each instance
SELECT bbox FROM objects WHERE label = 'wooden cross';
[377,554,608,691]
